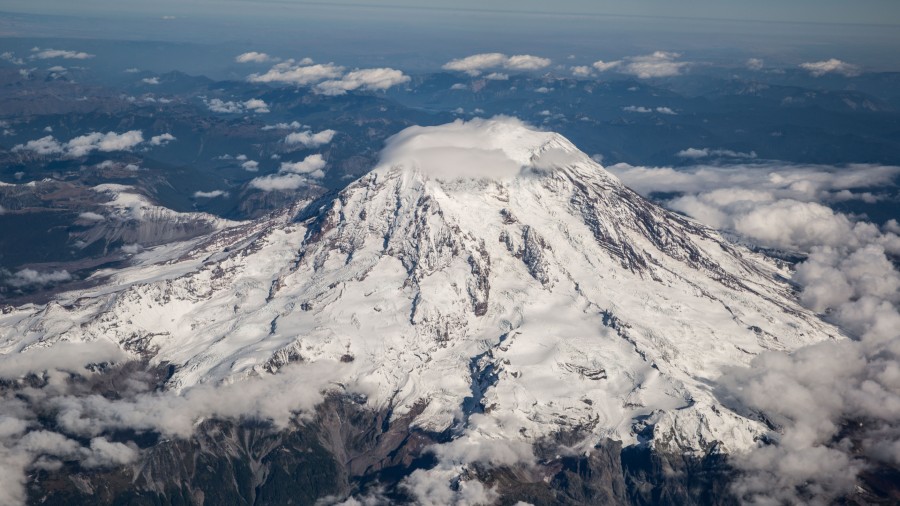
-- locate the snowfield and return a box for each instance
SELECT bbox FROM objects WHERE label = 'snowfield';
[0,117,842,470]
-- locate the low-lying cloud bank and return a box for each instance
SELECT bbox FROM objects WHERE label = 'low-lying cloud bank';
[611,161,900,503]
[0,340,344,505]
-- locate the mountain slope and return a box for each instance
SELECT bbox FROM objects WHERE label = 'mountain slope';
[0,117,842,504]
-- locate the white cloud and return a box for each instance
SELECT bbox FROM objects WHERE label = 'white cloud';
[442,53,551,76]
[205,98,269,114]
[141,77,159,85]
[675,147,755,159]
[2,268,71,288]
[242,98,270,112]
[235,51,273,63]
[262,121,304,131]
[483,72,509,81]
[746,58,764,71]
[443,53,508,75]
[13,131,145,158]
[249,154,328,190]
[193,190,228,198]
[284,129,336,148]
[611,159,900,502]
[123,68,139,73]
[78,211,105,221]
[11,135,64,156]
[248,61,344,85]
[591,59,622,72]
[571,65,593,77]
[149,133,176,146]
[67,131,144,157]
[593,52,689,78]
[800,58,860,77]
[622,51,689,78]
[449,83,467,90]
[241,160,259,172]
[505,54,552,71]
[248,173,310,191]
[31,48,94,60]
[315,68,410,95]
[1,52,24,65]
[279,154,327,178]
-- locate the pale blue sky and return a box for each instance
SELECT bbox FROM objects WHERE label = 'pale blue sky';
[3,0,899,25]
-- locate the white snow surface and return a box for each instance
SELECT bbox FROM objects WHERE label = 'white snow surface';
[0,117,842,456]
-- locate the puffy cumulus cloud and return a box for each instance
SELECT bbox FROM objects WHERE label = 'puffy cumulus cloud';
[610,160,900,503]
[241,160,259,172]
[193,190,228,199]
[443,52,508,75]
[248,173,309,191]
[593,52,689,78]
[205,98,270,114]
[250,154,328,191]
[141,77,159,85]
[442,53,551,76]
[11,135,64,156]
[279,154,326,177]
[800,58,860,77]
[284,128,336,148]
[248,60,344,85]
[505,54,552,71]
[67,131,144,157]
[591,59,622,72]
[622,51,689,78]
[243,98,270,113]
[31,48,94,60]
[235,51,274,63]
[12,131,151,158]
[570,65,593,77]
[315,68,410,95]
[149,133,176,146]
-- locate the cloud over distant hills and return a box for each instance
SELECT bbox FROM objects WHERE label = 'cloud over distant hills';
[443,53,552,76]
[592,51,690,78]
[245,57,409,94]
[800,58,860,77]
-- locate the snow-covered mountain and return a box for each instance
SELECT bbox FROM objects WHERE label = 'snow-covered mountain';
[0,117,843,504]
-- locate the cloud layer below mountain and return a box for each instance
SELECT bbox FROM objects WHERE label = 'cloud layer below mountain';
[611,160,900,503]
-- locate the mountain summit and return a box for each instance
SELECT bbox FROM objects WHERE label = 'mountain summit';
[1,117,841,504]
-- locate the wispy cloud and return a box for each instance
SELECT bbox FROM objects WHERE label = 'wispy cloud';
[31,48,94,60]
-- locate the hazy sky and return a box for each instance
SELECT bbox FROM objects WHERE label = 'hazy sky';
[3,0,899,26]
